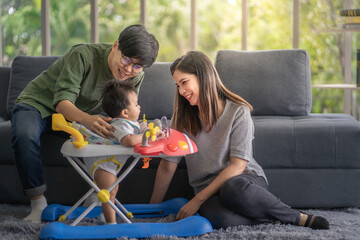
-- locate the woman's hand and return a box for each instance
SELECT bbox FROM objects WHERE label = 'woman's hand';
[176,197,202,221]
[80,115,114,138]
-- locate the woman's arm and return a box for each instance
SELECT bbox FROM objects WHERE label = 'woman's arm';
[55,100,114,138]
[150,159,178,203]
[175,156,247,220]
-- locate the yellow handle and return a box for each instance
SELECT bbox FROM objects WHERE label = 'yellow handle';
[52,114,88,149]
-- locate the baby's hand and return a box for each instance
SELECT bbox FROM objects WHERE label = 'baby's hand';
[156,130,165,140]
[139,122,148,133]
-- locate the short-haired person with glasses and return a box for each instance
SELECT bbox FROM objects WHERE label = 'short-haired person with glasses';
[11,25,159,223]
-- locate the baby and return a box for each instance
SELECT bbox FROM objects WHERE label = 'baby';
[77,79,154,224]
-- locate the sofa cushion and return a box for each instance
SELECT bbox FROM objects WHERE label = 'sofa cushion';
[215,49,312,116]
[0,67,10,121]
[253,114,360,169]
[6,56,60,117]
[139,62,175,119]
[0,121,14,164]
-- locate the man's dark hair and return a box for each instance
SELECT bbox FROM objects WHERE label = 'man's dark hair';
[102,79,137,118]
[118,24,159,67]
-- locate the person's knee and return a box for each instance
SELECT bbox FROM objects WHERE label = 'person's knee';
[11,105,44,141]
[12,119,42,144]
[220,175,251,200]
[219,175,255,213]
[15,127,40,142]
[94,169,117,193]
[12,130,42,155]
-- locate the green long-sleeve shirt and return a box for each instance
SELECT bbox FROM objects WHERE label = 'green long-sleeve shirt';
[16,43,144,118]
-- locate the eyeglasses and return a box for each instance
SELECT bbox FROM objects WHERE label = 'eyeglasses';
[120,54,144,73]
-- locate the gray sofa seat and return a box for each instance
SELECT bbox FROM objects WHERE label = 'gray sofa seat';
[253,114,360,169]
[253,114,360,208]
[215,49,360,208]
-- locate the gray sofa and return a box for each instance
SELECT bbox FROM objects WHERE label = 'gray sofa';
[1,49,360,209]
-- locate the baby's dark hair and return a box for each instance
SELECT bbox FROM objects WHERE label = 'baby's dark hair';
[102,79,137,118]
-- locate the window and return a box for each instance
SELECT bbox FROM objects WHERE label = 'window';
[1,0,41,66]
[299,0,359,115]
[198,0,242,60]
[300,0,345,113]
[50,0,91,56]
[98,1,140,44]
[147,0,190,62]
[248,0,292,50]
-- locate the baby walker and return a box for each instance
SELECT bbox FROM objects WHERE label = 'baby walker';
[39,114,213,240]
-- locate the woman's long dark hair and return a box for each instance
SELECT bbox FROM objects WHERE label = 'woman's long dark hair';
[170,51,252,136]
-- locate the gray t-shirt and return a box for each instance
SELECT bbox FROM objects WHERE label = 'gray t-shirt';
[167,99,267,194]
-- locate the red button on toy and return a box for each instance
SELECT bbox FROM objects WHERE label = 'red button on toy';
[167,142,178,152]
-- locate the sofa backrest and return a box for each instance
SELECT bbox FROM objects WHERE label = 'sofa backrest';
[139,62,175,119]
[215,49,312,116]
[6,56,60,117]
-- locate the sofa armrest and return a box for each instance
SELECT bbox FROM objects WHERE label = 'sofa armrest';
[0,67,11,121]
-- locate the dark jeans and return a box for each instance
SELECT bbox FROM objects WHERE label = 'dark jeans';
[11,103,52,198]
[199,173,300,229]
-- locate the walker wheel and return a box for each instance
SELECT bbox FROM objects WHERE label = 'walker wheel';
[126,212,134,219]
[58,215,66,222]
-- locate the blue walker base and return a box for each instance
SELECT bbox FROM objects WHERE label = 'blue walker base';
[40,198,213,239]
[40,216,212,239]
